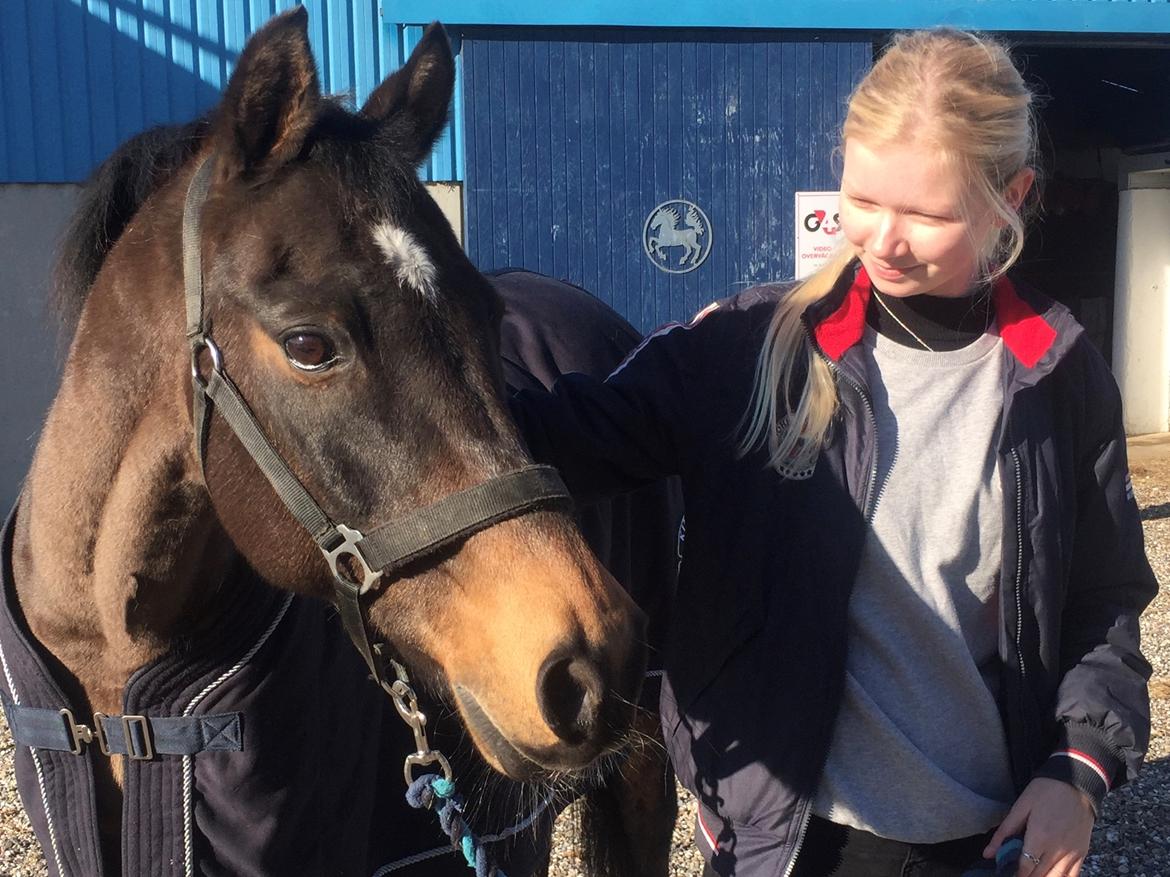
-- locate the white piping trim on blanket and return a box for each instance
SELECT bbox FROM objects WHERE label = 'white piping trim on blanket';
[0,628,67,876]
[370,791,558,875]
[182,592,295,877]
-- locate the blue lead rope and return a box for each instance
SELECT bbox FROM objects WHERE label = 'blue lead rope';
[406,774,506,877]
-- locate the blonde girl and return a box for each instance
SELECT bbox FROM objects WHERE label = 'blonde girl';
[513,29,1156,877]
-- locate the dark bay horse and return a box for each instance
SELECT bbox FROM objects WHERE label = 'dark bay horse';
[0,9,673,875]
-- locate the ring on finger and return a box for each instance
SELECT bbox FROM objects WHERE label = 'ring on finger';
[1021,850,1043,866]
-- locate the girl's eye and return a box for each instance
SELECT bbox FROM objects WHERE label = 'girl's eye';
[283,333,337,371]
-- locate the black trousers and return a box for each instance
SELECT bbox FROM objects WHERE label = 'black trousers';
[702,816,994,877]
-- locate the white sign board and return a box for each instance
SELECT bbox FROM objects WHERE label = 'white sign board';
[794,191,843,280]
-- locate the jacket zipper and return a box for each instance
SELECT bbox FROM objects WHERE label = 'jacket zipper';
[810,336,881,520]
[782,801,815,877]
[1006,445,1035,789]
[870,438,897,519]
[1010,447,1027,687]
[781,335,881,877]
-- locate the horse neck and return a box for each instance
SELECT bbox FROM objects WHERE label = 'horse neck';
[13,195,234,714]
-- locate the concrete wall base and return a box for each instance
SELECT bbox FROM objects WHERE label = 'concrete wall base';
[0,184,81,509]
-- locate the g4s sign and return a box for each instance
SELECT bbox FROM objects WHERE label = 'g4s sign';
[794,191,843,280]
[803,209,841,235]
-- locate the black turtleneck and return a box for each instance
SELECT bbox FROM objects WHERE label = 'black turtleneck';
[866,284,994,352]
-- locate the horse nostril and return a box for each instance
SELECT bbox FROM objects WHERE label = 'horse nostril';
[536,649,605,745]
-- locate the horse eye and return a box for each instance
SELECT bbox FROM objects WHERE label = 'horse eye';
[282,333,336,371]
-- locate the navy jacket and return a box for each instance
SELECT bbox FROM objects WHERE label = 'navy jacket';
[512,265,1158,876]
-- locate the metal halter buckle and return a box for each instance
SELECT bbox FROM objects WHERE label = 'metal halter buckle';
[323,524,382,595]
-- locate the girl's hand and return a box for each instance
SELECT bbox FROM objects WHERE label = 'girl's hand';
[983,778,1096,877]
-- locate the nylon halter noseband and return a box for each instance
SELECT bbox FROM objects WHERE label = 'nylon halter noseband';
[181,155,572,696]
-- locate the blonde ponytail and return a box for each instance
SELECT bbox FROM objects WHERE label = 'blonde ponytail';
[738,246,856,475]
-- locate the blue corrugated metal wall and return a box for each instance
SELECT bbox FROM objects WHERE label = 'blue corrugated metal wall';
[461,29,871,332]
[390,0,1170,33]
[0,0,461,183]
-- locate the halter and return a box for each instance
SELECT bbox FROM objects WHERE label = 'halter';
[181,155,572,782]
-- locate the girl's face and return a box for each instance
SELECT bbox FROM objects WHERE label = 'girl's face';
[839,138,1030,299]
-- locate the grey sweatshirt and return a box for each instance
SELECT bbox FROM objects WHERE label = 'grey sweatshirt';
[812,327,1017,842]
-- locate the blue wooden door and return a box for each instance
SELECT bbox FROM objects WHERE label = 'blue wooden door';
[461,27,871,332]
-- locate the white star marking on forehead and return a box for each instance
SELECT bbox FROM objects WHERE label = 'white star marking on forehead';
[371,221,437,300]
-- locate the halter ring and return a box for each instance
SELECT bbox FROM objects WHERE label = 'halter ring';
[190,336,223,389]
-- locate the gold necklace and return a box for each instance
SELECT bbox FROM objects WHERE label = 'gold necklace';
[872,289,935,352]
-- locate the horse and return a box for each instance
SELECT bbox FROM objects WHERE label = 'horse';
[0,9,676,875]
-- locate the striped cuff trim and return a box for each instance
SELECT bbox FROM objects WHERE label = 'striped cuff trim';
[697,809,719,852]
[1053,749,1112,791]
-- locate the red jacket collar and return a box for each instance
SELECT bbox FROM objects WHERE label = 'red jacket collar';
[812,267,871,362]
[812,265,1056,368]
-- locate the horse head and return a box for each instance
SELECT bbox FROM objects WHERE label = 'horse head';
[72,9,643,781]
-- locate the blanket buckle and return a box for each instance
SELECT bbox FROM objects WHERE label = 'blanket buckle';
[58,708,93,755]
[92,712,111,755]
[122,715,154,760]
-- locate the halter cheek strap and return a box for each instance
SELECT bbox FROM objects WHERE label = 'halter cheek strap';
[180,155,572,690]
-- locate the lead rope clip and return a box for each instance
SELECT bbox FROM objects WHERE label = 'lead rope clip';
[383,654,504,877]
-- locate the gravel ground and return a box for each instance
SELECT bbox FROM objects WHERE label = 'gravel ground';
[2,457,1167,876]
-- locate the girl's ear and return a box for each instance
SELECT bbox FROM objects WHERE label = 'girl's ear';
[1004,167,1036,211]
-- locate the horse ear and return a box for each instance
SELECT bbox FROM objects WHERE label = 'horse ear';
[213,7,320,181]
[360,22,454,167]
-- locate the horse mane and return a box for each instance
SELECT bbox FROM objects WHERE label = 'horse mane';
[51,117,212,343]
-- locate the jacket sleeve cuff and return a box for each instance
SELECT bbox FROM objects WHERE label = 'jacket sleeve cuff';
[1032,725,1124,814]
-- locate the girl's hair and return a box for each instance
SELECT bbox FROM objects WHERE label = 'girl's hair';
[740,29,1038,474]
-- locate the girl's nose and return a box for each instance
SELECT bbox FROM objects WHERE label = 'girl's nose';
[869,212,906,259]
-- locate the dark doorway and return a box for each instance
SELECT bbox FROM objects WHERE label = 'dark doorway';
[1012,42,1170,362]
